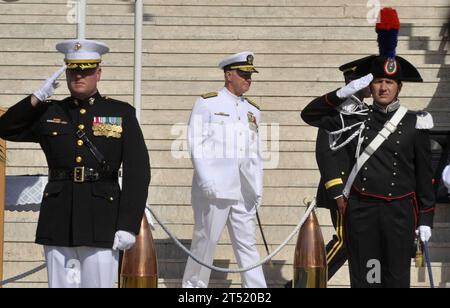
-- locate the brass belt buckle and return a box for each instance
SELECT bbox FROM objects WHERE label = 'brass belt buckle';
[74,167,85,183]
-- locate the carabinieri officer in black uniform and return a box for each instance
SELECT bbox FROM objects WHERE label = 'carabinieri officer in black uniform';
[0,39,150,288]
[301,8,435,288]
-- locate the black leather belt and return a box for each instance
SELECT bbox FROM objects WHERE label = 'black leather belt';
[49,167,119,183]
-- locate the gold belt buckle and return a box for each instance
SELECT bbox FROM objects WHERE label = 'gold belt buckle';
[74,167,85,183]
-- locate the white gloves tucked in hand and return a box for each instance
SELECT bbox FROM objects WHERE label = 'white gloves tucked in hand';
[33,65,67,102]
[199,180,217,199]
[336,73,373,99]
[113,230,136,251]
[416,225,432,243]
[443,165,450,193]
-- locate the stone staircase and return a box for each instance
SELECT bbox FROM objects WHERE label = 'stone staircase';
[0,0,449,288]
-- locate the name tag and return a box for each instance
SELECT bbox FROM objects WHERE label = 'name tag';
[46,118,68,125]
[214,112,230,117]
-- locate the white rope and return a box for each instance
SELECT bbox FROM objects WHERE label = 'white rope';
[327,96,369,152]
[146,200,317,273]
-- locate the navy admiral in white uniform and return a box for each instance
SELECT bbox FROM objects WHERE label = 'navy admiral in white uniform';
[182,52,267,288]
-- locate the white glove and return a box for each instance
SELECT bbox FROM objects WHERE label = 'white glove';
[254,195,262,208]
[336,73,373,99]
[443,165,450,193]
[112,230,136,251]
[33,65,67,102]
[416,226,432,243]
[199,180,216,199]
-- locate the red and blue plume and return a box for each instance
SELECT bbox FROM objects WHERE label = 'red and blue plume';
[376,7,400,58]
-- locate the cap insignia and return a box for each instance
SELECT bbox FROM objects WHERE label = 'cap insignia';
[384,58,398,76]
[247,54,254,65]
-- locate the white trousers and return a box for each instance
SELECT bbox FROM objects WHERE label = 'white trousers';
[182,193,267,288]
[44,246,119,288]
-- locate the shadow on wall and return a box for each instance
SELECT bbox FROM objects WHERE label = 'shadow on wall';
[402,13,450,129]
[398,10,450,289]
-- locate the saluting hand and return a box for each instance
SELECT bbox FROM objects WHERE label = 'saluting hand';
[32,65,67,102]
[337,73,373,99]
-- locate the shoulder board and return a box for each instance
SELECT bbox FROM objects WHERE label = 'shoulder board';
[201,92,218,99]
[245,97,260,110]
[415,111,434,130]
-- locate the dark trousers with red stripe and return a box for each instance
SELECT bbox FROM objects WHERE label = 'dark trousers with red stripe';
[346,194,416,288]
[326,208,348,279]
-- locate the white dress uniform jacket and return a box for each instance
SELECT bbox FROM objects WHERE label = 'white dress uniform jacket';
[188,87,263,203]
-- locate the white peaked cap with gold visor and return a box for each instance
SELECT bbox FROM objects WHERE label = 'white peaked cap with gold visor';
[56,39,110,70]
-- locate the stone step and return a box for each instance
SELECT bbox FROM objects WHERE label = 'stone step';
[9,0,450,6]
[435,205,450,223]
[2,3,449,19]
[433,223,450,242]
[1,14,449,28]
[2,1,447,18]
[0,39,446,55]
[2,259,449,288]
[2,24,445,41]
[2,52,447,69]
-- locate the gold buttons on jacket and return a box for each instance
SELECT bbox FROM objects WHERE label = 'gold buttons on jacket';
[76,156,83,163]
[78,124,85,130]
[77,140,84,146]
[80,109,87,115]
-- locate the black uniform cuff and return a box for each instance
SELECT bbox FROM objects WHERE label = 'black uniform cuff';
[326,183,345,200]
[419,211,434,227]
[324,90,344,108]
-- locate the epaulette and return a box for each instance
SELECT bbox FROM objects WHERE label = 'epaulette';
[245,97,260,110]
[416,111,434,130]
[201,92,218,99]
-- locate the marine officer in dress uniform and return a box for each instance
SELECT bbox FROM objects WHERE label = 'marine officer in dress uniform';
[315,57,372,281]
[0,40,150,288]
[182,52,267,288]
[301,8,435,288]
